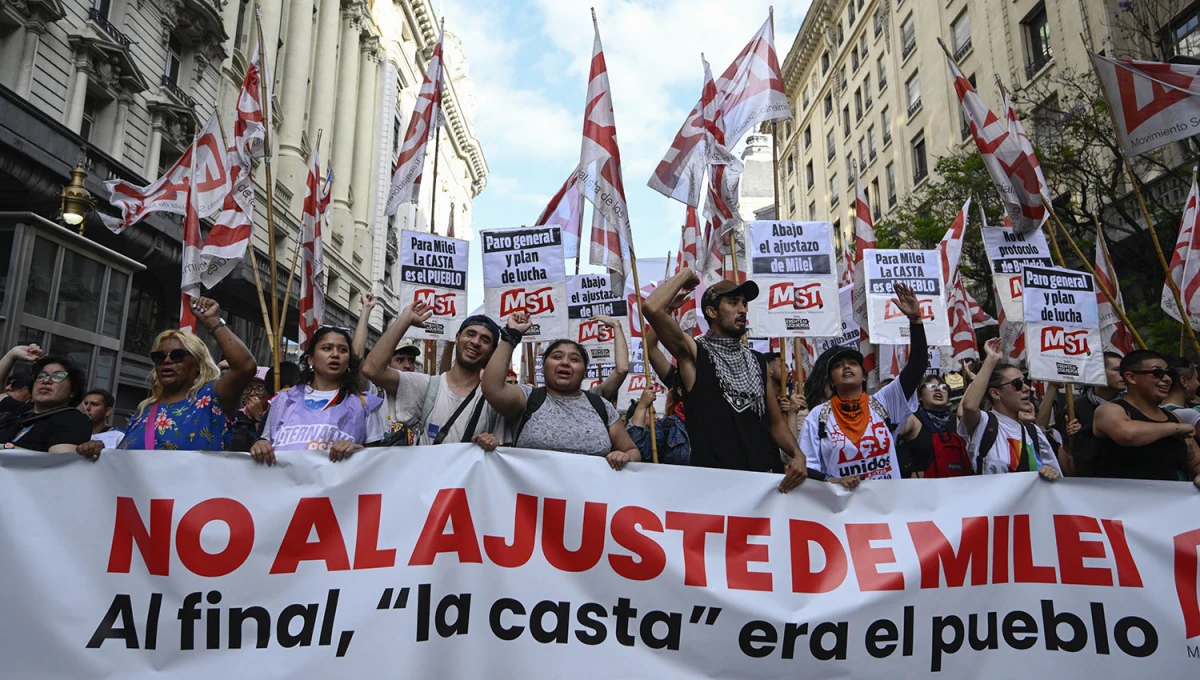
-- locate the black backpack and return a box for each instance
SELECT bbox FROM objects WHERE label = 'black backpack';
[510,387,610,445]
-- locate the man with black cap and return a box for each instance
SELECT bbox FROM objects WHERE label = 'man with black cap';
[798,283,927,482]
[364,301,509,447]
[644,268,841,492]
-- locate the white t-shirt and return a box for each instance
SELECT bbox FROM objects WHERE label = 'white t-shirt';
[799,379,916,481]
[1164,404,1200,427]
[388,372,509,446]
[262,388,387,445]
[964,411,1061,475]
[91,428,125,449]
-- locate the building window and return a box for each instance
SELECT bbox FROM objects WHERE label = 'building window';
[822,51,831,74]
[165,33,183,86]
[92,0,112,21]
[785,121,793,139]
[906,72,921,117]
[839,65,847,92]
[80,96,99,142]
[960,74,977,140]
[886,163,897,206]
[872,178,882,219]
[854,88,863,121]
[852,46,860,72]
[806,160,815,189]
[1023,2,1052,79]
[787,151,795,176]
[824,92,834,118]
[861,31,868,57]
[847,155,854,177]
[952,11,972,60]
[789,188,797,215]
[878,55,887,91]
[868,126,877,160]
[809,201,817,220]
[882,107,893,146]
[1170,6,1200,57]
[827,130,836,161]
[831,173,840,206]
[901,14,916,58]
[848,0,856,26]
[802,88,811,109]
[859,137,868,168]
[864,75,873,110]
[843,106,851,136]
[874,10,884,37]
[804,125,812,148]
[234,0,249,52]
[912,132,928,183]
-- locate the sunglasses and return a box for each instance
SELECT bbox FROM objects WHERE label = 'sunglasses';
[35,370,69,383]
[996,377,1029,391]
[1128,367,1171,381]
[150,349,191,365]
[922,382,950,392]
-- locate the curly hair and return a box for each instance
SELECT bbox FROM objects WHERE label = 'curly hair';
[30,355,87,407]
[299,327,363,397]
[140,330,221,414]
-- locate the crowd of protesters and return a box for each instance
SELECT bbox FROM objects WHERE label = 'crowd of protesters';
[0,283,1196,492]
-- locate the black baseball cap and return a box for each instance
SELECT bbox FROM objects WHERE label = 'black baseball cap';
[459,315,501,345]
[4,373,30,390]
[820,345,865,376]
[701,279,760,313]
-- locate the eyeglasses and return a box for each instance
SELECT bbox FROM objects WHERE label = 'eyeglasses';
[35,371,69,383]
[922,383,950,392]
[997,377,1029,391]
[150,349,191,365]
[1128,367,1171,381]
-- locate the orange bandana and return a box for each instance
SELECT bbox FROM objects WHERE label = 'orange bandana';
[831,393,871,445]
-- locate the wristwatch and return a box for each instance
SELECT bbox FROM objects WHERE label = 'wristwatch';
[500,327,523,346]
[210,318,228,332]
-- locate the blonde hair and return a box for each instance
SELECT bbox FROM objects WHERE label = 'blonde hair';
[137,330,221,413]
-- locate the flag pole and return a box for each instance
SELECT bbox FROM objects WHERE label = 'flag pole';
[771,119,788,397]
[255,10,282,392]
[428,21,446,235]
[277,128,322,353]
[1093,210,1148,350]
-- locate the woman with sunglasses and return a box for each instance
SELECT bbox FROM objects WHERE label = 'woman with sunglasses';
[250,326,385,465]
[896,374,968,477]
[960,338,1062,479]
[0,345,91,452]
[76,297,257,458]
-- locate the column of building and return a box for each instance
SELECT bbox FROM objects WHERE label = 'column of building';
[306,0,342,164]
[329,0,364,258]
[275,0,317,212]
[350,37,381,274]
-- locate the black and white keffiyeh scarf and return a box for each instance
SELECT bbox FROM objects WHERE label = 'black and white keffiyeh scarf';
[697,331,764,416]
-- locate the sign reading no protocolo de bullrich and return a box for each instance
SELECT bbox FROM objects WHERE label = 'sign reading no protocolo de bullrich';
[399,230,469,342]
[746,221,841,338]
[981,226,1054,322]
[482,227,567,341]
[863,249,950,346]
[1022,265,1105,385]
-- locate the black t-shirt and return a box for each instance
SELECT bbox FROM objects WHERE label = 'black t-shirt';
[0,398,92,452]
[1071,394,1105,477]
[1094,399,1189,481]
[683,343,781,474]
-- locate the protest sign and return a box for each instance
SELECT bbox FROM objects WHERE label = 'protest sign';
[1022,265,1105,385]
[617,337,667,414]
[481,227,567,341]
[568,273,628,363]
[746,221,841,337]
[398,230,469,341]
[982,226,1054,321]
[808,285,862,358]
[863,249,950,346]
[2,448,1198,679]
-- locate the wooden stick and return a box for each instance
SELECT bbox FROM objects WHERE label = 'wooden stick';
[793,338,805,391]
[255,12,281,393]
[1042,199,1148,349]
[771,118,787,387]
[627,249,659,464]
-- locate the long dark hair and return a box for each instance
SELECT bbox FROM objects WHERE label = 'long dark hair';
[299,327,362,397]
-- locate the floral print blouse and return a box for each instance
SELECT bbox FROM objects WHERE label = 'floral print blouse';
[118,382,232,451]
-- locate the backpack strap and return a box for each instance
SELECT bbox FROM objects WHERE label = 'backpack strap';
[1022,422,1042,463]
[583,391,612,430]
[976,412,999,474]
[511,387,548,445]
[868,396,896,432]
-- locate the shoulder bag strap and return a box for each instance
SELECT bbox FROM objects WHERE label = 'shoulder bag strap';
[143,402,160,450]
[432,384,479,445]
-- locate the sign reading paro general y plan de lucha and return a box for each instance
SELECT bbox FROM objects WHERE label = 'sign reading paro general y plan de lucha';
[1022,265,1104,385]
[481,226,567,341]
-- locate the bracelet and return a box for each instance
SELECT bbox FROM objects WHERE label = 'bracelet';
[500,327,523,346]
[209,318,228,333]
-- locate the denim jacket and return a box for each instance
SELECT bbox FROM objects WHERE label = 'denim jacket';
[627,415,691,465]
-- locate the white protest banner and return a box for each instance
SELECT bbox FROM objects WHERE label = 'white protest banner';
[982,226,1055,321]
[746,221,841,337]
[568,273,628,364]
[617,337,667,413]
[482,226,567,341]
[863,249,950,346]
[1022,265,1105,385]
[398,230,469,341]
[3,448,1199,679]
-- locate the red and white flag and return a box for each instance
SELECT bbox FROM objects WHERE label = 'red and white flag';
[232,50,270,170]
[877,344,906,382]
[937,197,972,285]
[1089,51,1200,156]
[535,167,585,259]
[936,199,977,362]
[578,16,633,289]
[1094,228,1137,355]
[299,149,327,346]
[386,28,444,216]
[673,206,701,335]
[997,77,1050,207]
[1178,194,1200,330]
[104,113,230,231]
[648,13,788,204]
[1164,174,1200,322]
[945,54,1047,234]
[996,289,1026,364]
[965,285,996,328]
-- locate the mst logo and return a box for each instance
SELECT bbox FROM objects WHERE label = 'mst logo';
[768,282,825,310]
[1041,326,1091,355]
[500,287,555,316]
[1009,276,1023,299]
[627,374,665,393]
[413,289,457,316]
[884,298,935,320]
[577,319,614,344]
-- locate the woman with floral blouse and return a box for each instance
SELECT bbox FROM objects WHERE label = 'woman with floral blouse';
[76,297,257,457]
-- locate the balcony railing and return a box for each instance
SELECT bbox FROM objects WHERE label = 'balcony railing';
[882,131,893,146]
[907,98,922,118]
[901,39,916,60]
[878,77,887,92]
[888,192,897,207]
[831,193,841,207]
[954,37,973,61]
[88,8,132,49]
[160,75,196,108]
[913,165,928,184]
[1026,50,1052,80]
[869,148,877,162]
[865,95,873,110]
[827,147,836,162]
